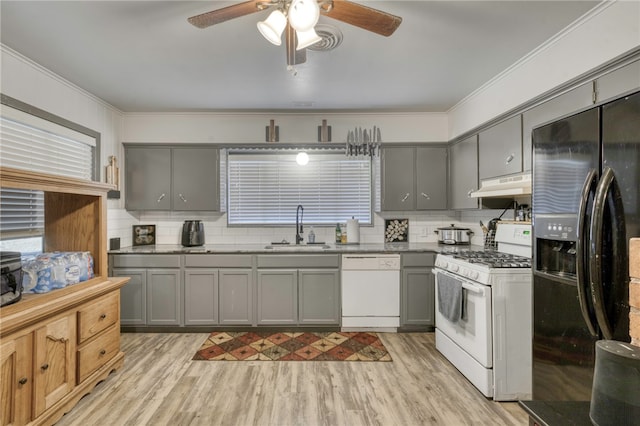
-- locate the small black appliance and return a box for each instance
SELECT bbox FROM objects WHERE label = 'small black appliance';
[182,220,205,247]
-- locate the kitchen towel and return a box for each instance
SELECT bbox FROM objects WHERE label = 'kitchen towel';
[437,272,463,322]
[346,218,360,244]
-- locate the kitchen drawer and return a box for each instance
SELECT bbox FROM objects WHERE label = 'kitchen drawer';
[185,254,253,268]
[77,323,120,383]
[111,254,182,268]
[256,254,340,269]
[77,291,119,344]
[401,253,436,267]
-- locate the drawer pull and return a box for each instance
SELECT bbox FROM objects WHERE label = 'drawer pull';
[18,377,28,385]
[99,349,107,356]
[41,363,49,371]
[100,313,107,320]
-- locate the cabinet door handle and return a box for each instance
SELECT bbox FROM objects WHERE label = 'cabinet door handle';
[179,193,188,203]
[401,193,410,202]
[505,154,514,164]
[421,192,430,199]
[156,193,166,203]
[99,349,107,356]
[41,363,49,371]
[100,313,107,320]
[467,190,474,197]
[18,377,28,385]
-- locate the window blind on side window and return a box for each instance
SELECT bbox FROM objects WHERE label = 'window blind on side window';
[0,188,44,239]
[0,107,95,181]
[227,150,372,225]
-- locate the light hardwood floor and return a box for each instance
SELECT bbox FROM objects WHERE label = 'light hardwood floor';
[56,332,528,425]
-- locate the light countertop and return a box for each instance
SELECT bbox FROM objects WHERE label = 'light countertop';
[109,242,483,255]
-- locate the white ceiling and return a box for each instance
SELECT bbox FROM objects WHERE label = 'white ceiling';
[0,1,599,113]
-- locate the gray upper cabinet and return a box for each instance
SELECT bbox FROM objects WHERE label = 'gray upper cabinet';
[522,83,593,172]
[125,145,219,211]
[125,147,172,210]
[382,147,416,210]
[416,147,447,210]
[478,115,522,180]
[595,59,640,103]
[449,135,478,210]
[382,146,447,211]
[172,148,219,211]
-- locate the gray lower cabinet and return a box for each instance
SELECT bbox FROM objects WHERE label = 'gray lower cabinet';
[147,269,182,325]
[256,268,340,325]
[113,268,146,325]
[184,269,218,325]
[256,255,341,326]
[257,270,298,325]
[400,253,436,329]
[218,269,254,325]
[449,135,479,210]
[111,254,182,326]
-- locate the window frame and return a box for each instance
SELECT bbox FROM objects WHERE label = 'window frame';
[225,146,374,227]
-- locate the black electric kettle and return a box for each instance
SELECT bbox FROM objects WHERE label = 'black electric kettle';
[182,220,205,247]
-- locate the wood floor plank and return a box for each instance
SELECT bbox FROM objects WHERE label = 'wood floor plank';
[56,332,528,425]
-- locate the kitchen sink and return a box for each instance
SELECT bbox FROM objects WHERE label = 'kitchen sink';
[264,244,331,250]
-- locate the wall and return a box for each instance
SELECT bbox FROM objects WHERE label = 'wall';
[448,0,640,140]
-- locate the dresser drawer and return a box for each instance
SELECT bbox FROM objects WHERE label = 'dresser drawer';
[77,291,119,344]
[77,323,120,383]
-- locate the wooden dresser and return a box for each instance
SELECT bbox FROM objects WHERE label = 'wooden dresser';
[0,167,128,426]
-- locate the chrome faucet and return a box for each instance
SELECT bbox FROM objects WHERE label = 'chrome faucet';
[295,204,304,245]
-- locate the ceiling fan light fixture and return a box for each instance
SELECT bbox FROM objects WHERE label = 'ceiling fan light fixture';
[295,28,322,50]
[288,0,320,32]
[257,9,287,45]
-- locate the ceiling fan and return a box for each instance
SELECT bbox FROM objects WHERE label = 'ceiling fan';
[188,0,402,66]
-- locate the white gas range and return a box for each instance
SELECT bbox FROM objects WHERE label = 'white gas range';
[434,222,532,401]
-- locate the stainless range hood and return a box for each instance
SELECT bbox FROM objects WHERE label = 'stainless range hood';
[470,173,531,198]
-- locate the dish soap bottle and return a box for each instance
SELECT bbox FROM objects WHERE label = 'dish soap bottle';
[308,227,316,244]
[335,223,342,243]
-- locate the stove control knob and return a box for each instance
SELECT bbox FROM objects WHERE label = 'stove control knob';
[471,271,479,280]
[437,260,448,269]
[451,264,459,272]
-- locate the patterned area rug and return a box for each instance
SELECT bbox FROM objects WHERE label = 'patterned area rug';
[192,331,392,361]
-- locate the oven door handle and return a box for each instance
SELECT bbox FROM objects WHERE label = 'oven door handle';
[435,268,486,296]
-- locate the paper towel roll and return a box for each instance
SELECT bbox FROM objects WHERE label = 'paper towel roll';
[346,218,360,244]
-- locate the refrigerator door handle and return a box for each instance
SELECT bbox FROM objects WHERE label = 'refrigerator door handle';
[576,169,599,336]
[590,167,619,340]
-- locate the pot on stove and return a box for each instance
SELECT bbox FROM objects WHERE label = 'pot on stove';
[434,224,474,245]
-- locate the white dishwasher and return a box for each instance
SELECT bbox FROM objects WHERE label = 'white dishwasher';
[341,254,401,332]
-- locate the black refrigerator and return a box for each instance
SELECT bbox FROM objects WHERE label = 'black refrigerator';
[531,90,639,401]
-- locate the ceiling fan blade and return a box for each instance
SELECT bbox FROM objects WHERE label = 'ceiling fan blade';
[321,0,402,37]
[286,23,307,66]
[188,1,263,29]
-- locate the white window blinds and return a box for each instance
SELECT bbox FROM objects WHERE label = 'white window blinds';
[0,188,44,240]
[0,105,96,181]
[227,149,372,225]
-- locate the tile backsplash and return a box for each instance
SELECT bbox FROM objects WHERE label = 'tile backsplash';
[107,206,517,248]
